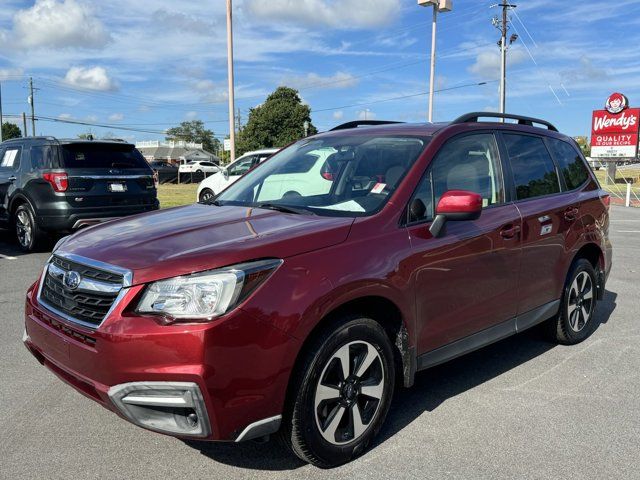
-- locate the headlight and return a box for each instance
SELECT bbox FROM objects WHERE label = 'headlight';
[137,259,282,322]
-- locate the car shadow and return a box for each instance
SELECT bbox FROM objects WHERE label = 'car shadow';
[0,228,55,258]
[184,290,618,471]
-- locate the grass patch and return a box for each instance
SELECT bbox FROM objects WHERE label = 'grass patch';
[157,183,199,209]
[594,167,640,199]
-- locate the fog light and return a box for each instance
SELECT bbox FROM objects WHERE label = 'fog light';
[187,412,198,427]
[108,381,210,437]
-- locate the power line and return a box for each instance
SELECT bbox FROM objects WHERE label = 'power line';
[311,80,496,114]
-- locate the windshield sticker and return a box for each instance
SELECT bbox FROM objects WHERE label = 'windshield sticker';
[371,183,386,194]
[316,200,366,212]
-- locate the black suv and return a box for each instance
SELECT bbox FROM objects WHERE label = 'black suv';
[0,137,159,252]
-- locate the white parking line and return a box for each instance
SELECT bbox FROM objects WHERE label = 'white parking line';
[0,253,18,260]
[617,230,640,233]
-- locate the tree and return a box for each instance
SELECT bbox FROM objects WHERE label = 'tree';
[236,86,317,155]
[2,122,22,140]
[574,136,591,157]
[165,120,221,154]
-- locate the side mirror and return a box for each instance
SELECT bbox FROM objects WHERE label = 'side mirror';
[223,169,229,180]
[429,190,482,237]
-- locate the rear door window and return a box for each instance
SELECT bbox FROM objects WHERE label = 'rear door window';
[503,134,560,200]
[60,143,148,169]
[546,138,590,190]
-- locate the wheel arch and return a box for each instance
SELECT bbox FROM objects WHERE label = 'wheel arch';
[8,192,35,219]
[285,295,415,417]
[570,242,605,299]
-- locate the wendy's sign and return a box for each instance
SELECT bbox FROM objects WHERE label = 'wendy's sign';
[591,93,639,158]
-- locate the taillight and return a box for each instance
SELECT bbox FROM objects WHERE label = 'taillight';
[601,193,611,210]
[321,172,334,181]
[43,172,68,192]
[152,171,159,189]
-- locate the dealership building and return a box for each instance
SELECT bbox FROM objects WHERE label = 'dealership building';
[135,140,220,165]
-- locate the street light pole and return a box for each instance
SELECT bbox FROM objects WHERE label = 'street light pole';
[226,0,236,163]
[418,0,452,123]
[428,5,437,123]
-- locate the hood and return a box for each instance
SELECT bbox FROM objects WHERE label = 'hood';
[57,204,354,285]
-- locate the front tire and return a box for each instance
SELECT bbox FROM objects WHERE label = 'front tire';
[199,188,215,203]
[282,316,395,468]
[548,258,598,345]
[14,204,48,252]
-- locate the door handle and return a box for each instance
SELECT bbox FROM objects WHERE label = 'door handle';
[564,207,579,222]
[8,176,17,183]
[500,224,521,239]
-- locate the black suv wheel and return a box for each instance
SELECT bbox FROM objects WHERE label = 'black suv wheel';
[14,203,48,252]
[282,316,395,468]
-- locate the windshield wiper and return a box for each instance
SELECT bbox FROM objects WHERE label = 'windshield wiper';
[255,203,316,215]
[200,198,223,206]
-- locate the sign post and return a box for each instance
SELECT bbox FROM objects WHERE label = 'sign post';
[590,93,639,185]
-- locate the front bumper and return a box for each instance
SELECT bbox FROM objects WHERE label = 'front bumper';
[23,280,297,441]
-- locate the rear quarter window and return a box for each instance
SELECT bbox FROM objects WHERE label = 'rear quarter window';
[547,138,590,190]
[60,144,148,169]
[503,133,561,200]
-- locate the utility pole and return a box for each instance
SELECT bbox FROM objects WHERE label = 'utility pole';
[236,107,242,132]
[493,3,517,116]
[0,81,3,142]
[22,112,27,137]
[29,77,36,136]
[226,0,236,163]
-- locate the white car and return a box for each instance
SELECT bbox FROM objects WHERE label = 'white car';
[196,148,279,202]
[179,160,220,174]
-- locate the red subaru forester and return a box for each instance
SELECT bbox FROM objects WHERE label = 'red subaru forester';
[24,113,612,467]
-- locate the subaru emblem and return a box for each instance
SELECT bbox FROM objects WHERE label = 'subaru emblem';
[63,271,82,290]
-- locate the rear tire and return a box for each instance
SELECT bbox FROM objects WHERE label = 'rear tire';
[548,258,598,345]
[14,203,49,253]
[282,316,395,468]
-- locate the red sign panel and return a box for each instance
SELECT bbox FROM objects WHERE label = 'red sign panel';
[591,108,640,158]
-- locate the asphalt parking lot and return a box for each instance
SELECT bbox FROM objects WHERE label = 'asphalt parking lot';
[1,206,638,479]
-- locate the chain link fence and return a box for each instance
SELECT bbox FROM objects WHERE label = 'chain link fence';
[591,160,640,207]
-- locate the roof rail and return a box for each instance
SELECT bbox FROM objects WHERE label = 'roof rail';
[330,120,404,131]
[452,112,558,132]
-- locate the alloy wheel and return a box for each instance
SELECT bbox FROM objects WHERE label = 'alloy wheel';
[567,271,594,332]
[200,190,214,202]
[314,341,384,445]
[16,210,32,248]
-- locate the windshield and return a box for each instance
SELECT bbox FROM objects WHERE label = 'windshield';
[215,134,429,216]
[60,143,149,169]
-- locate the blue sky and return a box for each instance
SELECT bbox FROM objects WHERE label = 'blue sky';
[1,0,640,143]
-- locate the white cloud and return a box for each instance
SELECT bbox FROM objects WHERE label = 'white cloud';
[468,48,526,80]
[58,113,73,120]
[64,66,117,91]
[108,113,124,121]
[11,0,110,49]
[0,67,23,80]
[357,109,376,120]
[151,9,216,35]
[281,71,359,90]
[86,114,98,122]
[244,0,401,29]
[333,110,344,120]
[185,111,198,120]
